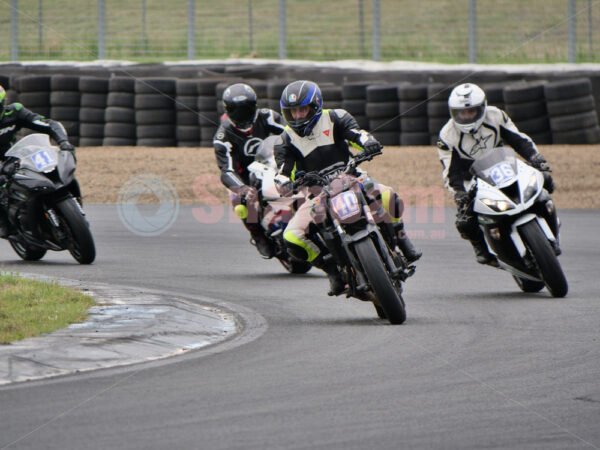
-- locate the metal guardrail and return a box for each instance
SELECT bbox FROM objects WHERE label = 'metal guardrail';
[2,0,598,63]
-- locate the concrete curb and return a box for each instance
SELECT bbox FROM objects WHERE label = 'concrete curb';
[0,274,241,385]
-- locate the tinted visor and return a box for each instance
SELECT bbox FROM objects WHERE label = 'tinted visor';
[226,101,257,129]
[450,105,485,125]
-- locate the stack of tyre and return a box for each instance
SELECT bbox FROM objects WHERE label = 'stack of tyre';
[503,81,552,144]
[197,78,222,147]
[342,81,370,130]
[427,83,453,145]
[103,77,136,146]
[398,84,430,146]
[50,75,81,146]
[544,78,600,144]
[366,84,400,146]
[482,84,505,111]
[248,79,269,110]
[175,79,200,147]
[135,78,176,147]
[79,76,109,146]
[266,80,290,114]
[12,75,52,121]
[321,84,343,111]
[2,75,19,105]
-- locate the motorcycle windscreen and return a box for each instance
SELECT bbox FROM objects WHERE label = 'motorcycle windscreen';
[469,147,518,187]
[5,134,59,173]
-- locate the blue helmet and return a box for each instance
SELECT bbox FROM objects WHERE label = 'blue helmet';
[280,80,322,137]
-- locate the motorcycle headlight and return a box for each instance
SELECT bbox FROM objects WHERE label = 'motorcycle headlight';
[481,198,514,212]
[522,173,539,202]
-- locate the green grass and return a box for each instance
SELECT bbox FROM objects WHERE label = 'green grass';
[0,273,94,344]
[0,0,599,63]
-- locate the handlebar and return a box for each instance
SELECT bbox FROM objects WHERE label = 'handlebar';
[292,151,381,190]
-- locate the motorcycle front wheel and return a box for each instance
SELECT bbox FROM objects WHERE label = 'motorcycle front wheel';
[354,237,406,324]
[55,197,96,264]
[518,220,568,297]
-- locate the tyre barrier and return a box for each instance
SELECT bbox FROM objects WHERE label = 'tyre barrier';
[426,83,452,145]
[103,76,136,146]
[544,78,600,144]
[50,75,81,146]
[79,76,109,147]
[176,79,201,147]
[366,84,400,145]
[135,78,176,147]
[5,69,600,147]
[197,78,222,147]
[503,81,552,144]
[341,81,370,129]
[398,83,430,146]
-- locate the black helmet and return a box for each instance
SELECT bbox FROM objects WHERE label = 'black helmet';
[0,85,6,118]
[222,83,258,132]
[280,80,323,137]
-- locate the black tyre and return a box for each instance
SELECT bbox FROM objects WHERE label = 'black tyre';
[373,304,387,320]
[518,220,567,297]
[354,238,406,324]
[55,197,96,264]
[512,276,545,293]
[278,257,312,274]
[9,238,47,261]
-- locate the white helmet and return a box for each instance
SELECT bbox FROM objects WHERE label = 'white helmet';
[448,83,487,134]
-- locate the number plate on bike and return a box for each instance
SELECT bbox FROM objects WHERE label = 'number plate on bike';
[486,162,516,185]
[331,191,360,220]
[31,149,57,172]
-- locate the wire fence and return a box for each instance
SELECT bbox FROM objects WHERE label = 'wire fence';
[2,0,599,63]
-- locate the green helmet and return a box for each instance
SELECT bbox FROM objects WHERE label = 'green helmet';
[0,86,6,119]
[0,85,6,118]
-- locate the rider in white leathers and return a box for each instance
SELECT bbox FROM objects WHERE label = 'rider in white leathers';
[436,83,555,265]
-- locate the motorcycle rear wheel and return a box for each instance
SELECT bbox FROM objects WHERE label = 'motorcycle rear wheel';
[56,197,96,264]
[9,238,47,261]
[512,275,545,293]
[518,220,568,297]
[354,238,406,324]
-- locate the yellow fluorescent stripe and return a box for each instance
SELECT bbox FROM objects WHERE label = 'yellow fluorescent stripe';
[283,230,320,262]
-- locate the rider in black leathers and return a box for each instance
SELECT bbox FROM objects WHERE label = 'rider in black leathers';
[0,85,75,237]
[213,83,286,257]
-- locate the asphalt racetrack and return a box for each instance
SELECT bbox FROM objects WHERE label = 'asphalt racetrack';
[1,205,599,450]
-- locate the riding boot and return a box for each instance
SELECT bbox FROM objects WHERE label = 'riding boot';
[313,253,346,296]
[469,234,498,267]
[245,222,274,258]
[393,222,422,263]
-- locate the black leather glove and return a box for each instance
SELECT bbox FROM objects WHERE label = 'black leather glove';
[543,172,555,194]
[59,141,75,153]
[454,191,471,209]
[59,141,76,162]
[238,185,257,205]
[363,138,383,156]
[529,153,550,171]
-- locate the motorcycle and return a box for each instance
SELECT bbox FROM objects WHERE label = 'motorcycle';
[0,134,95,264]
[468,147,567,297]
[247,136,311,274]
[293,152,415,324]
